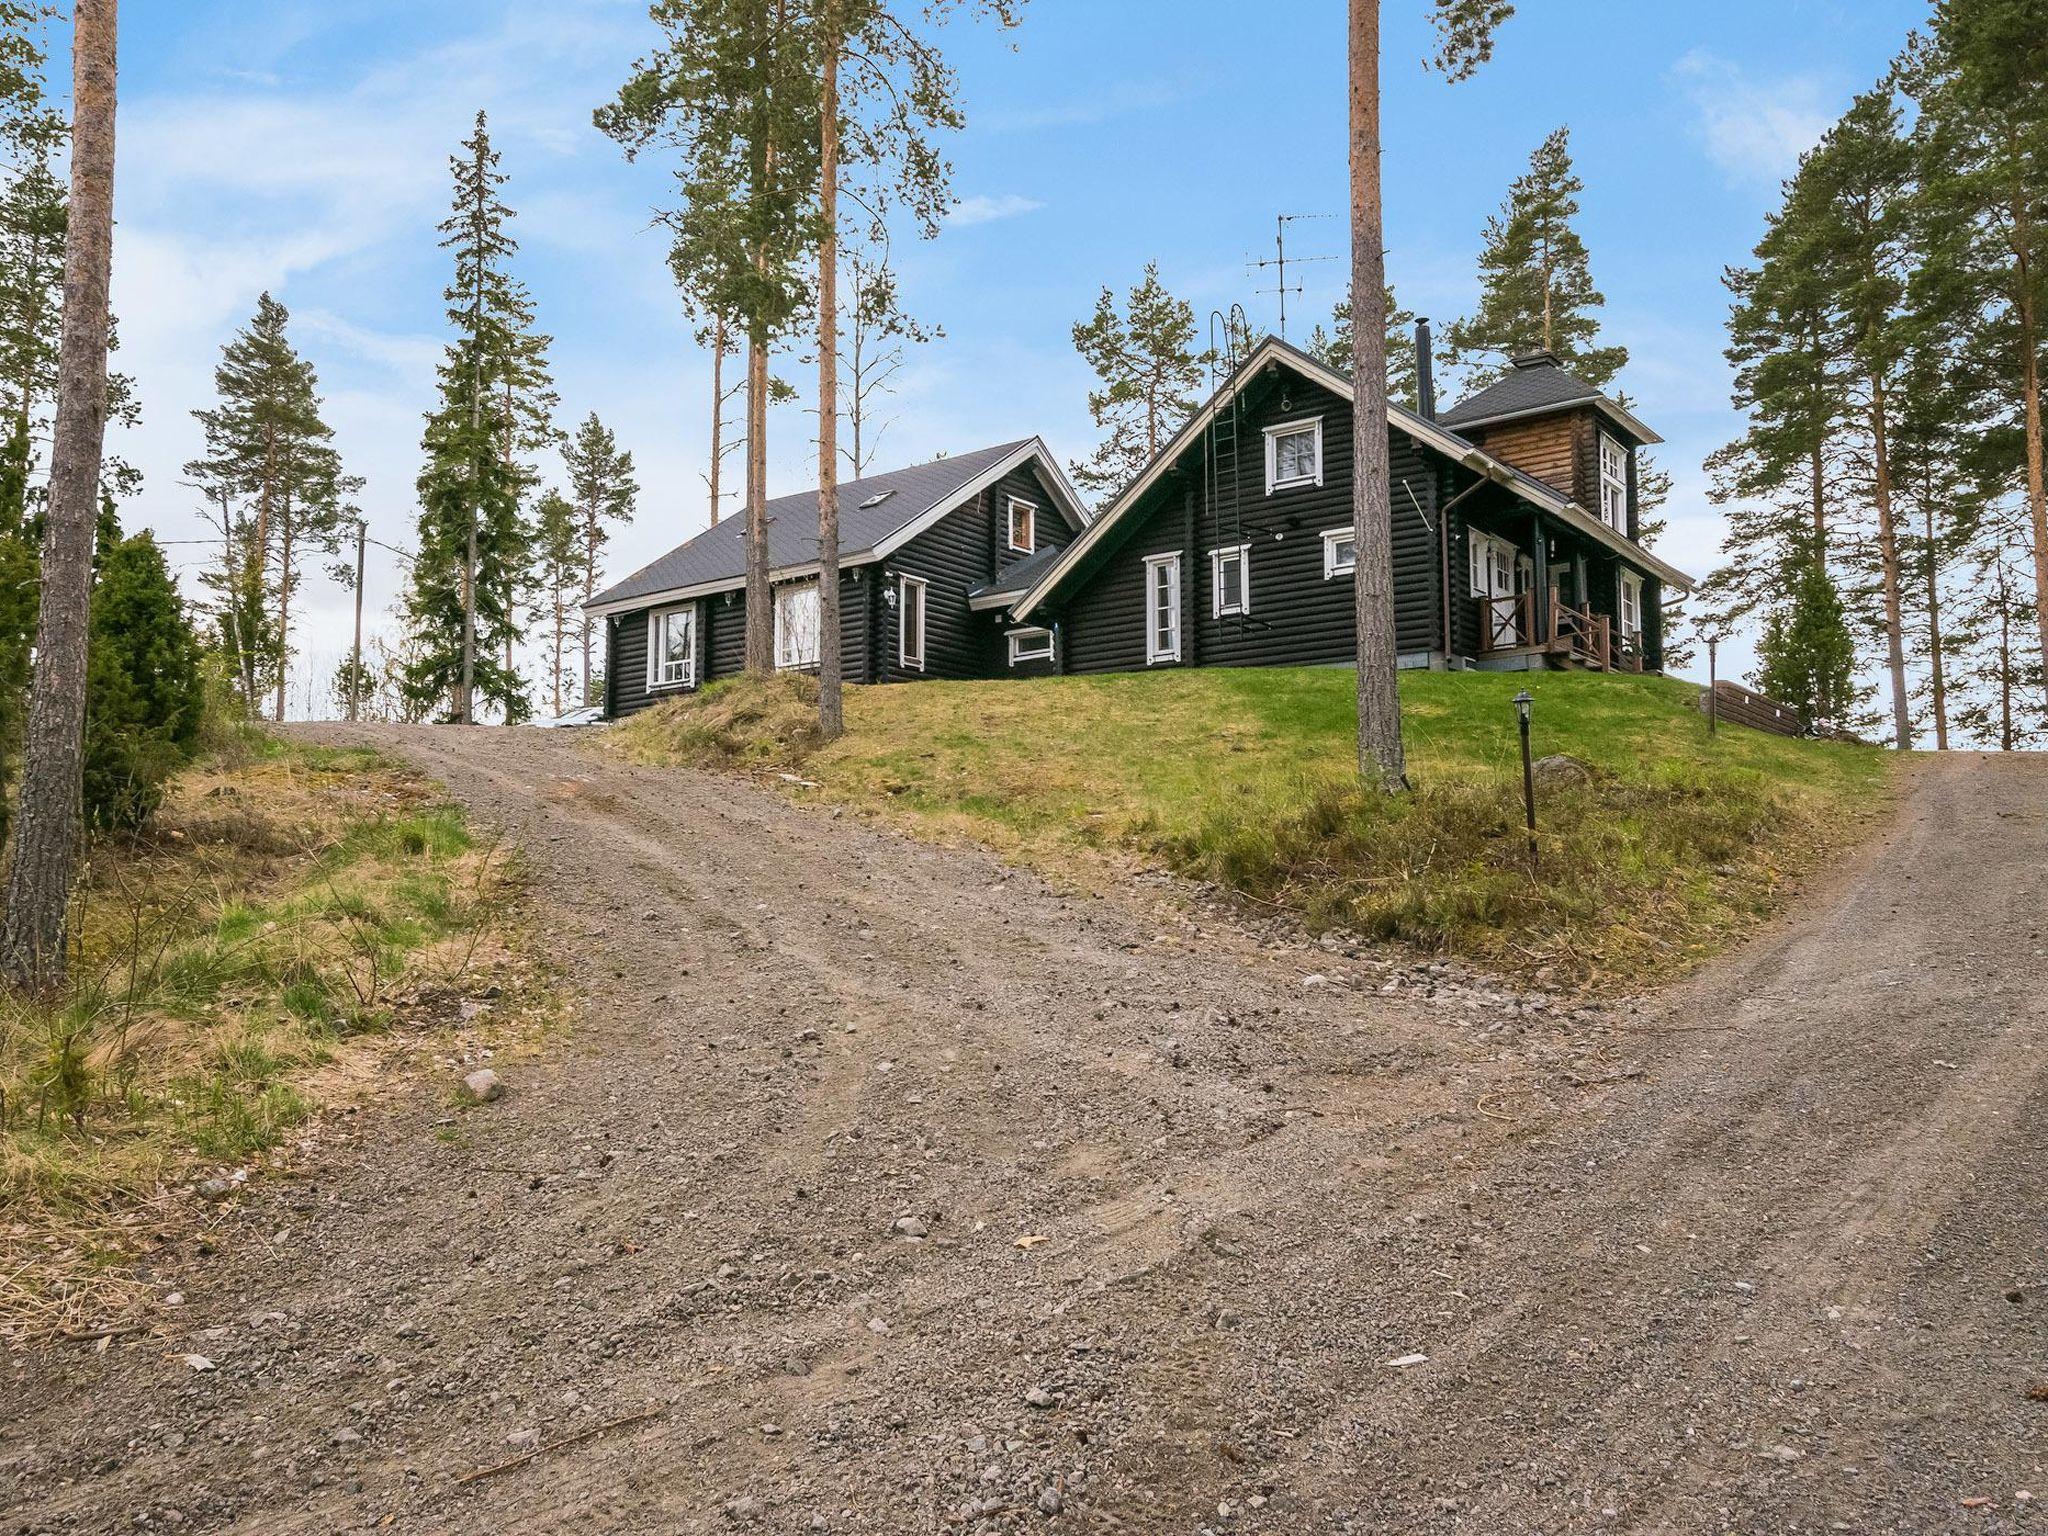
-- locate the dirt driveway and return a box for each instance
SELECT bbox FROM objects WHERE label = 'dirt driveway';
[4,730,2042,1534]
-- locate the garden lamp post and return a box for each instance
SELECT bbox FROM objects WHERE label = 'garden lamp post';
[1513,689,1537,869]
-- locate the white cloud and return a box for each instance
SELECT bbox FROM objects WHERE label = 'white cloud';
[1671,51,1836,188]
[948,193,1045,228]
[981,77,1194,134]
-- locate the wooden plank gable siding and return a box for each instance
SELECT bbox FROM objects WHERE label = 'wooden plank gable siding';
[1470,411,1578,499]
[1051,374,1442,675]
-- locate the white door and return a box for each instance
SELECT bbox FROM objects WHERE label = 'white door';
[1471,532,1520,647]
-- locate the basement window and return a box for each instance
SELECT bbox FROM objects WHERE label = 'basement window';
[1007,496,1038,554]
[1007,627,1054,665]
[1264,417,1323,493]
[1322,527,1357,579]
[1211,544,1251,617]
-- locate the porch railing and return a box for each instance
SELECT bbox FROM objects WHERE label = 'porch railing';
[1475,589,1646,672]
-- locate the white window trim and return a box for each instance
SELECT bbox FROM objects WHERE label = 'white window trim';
[1006,496,1038,555]
[1321,526,1357,579]
[1599,432,1628,533]
[1144,552,1182,665]
[1263,416,1324,494]
[645,604,697,691]
[773,580,822,671]
[898,574,927,672]
[1467,528,1521,599]
[1210,543,1251,618]
[1619,570,1644,639]
[1007,626,1054,665]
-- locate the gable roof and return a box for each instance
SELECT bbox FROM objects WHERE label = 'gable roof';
[586,438,1086,617]
[1010,336,1690,624]
[1438,351,1663,445]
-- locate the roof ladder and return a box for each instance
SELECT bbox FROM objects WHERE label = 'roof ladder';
[1206,305,1250,631]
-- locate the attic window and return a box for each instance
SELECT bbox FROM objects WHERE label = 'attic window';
[859,489,896,510]
[1599,433,1628,532]
[1007,496,1037,554]
[1264,418,1323,493]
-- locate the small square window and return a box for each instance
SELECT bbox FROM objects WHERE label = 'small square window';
[1006,497,1037,554]
[1211,544,1250,617]
[1322,527,1357,578]
[1265,418,1323,493]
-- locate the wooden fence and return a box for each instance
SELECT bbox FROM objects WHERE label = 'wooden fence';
[1700,681,1806,738]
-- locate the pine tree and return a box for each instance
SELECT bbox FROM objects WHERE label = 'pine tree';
[1755,550,1857,735]
[601,2,825,678]
[184,293,359,721]
[1070,262,1203,498]
[2,0,117,986]
[402,112,547,724]
[1348,0,1514,789]
[561,412,637,705]
[1306,284,1418,406]
[1906,0,2048,718]
[1442,125,1627,388]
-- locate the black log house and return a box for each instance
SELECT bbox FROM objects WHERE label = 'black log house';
[590,333,1694,717]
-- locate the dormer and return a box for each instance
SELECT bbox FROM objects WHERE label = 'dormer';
[1436,351,1662,543]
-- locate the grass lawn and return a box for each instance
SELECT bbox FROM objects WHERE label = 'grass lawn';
[609,668,1893,989]
[0,736,542,1339]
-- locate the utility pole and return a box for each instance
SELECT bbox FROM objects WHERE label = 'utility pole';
[348,518,366,722]
[1251,213,1335,342]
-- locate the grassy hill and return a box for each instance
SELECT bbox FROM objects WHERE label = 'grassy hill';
[610,668,1891,989]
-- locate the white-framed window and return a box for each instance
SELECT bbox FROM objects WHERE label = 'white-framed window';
[1599,433,1629,532]
[646,604,697,690]
[1006,496,1037,554]
[1322,526,1357,579]
[774,580,821,671]
[898,574,927,672]
[1210,543,1251,617]
[1467,528,1522,599]
[1619,570,1644,639]
[1264,417,1323,493]
[1007,626,1054,665]
[1144,552,1181,664]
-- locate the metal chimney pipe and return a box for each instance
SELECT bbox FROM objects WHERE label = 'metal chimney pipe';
[1415,317,1436,420]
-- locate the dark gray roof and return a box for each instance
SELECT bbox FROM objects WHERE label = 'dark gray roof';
[969,542,1066,601]
[590,439,1039,610]
[1438,352,1602,429]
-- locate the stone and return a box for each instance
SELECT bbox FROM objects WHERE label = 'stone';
[506,1428,540,1451]
[1037,1486,1063,1515]
[1531,753,1595,789]
[892,1216,929,1239]
[331,1428,361,1447]
[1023,1385,1057,1408]
[464,1069,504,1103]
[724,1494,765,1522]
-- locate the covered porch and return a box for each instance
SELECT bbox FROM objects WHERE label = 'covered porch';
[1461,508,1660,674]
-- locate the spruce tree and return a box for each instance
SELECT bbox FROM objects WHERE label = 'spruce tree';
[402,112,546,724]
[1755,550,1857,735]
[1070,262,1203,498]
[1442,126,1627,388]
[527,487,580,717]
[83,530,202,830]
[561,411,636,705]
[185,293,358,721]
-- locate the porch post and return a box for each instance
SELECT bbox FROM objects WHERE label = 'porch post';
[1530,515,1549,646]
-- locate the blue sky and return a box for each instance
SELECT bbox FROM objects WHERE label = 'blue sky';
[102,0,1926,705]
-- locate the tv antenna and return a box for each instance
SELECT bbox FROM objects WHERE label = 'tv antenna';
[1250,212,1336,342]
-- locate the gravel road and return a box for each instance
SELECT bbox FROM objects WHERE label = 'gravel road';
[4,730,2042,1534]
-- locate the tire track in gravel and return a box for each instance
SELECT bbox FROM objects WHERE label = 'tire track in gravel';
[5,731,2039,1536]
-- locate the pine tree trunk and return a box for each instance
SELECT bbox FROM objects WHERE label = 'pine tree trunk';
[744,328,772,677]
[709,315,725,526]
[0,0,118,990]
[815,27,843,740]
[1867,377,1912,751]
[1348,0,1405,789]
[1922,498,1947,751]
[272,498,293,723]
[2017,277,2048,718]
[1997,557,2014,752]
